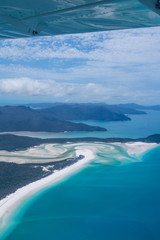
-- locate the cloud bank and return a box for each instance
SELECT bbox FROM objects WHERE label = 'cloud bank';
[0,77,159,104]
[0,27,160,104]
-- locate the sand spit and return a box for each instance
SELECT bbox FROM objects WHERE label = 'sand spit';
[0,147,95,237]
[122,142,157,157]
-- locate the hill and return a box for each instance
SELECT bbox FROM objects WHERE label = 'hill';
[27,102,146,115]
[119,103,160,111]
[40,104,131,121]
[0,106,106,132]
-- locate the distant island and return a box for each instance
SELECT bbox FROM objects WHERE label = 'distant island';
[2,102,159,133]
[39,103,131,121]
[117,103,160,111]
[27,102,160,113]
[0,104,141,133]
[0,106,106,132]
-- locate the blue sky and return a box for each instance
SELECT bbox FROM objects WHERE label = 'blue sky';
[0,26,160,105]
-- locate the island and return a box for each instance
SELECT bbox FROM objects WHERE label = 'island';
[0,106,107,132]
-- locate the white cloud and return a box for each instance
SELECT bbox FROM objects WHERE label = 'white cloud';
[0,77,159,104]
[0,78,67,96]
[0,27,160,104]
[0,78,107,98]
[0,27,160,62]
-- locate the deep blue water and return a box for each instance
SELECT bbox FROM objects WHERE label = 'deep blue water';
[1,110,160,240]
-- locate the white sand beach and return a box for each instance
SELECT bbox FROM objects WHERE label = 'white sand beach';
[0,143,74,164]
[123,142,157,157]
[0,147,95,235]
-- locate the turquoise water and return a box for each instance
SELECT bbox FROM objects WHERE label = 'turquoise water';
[1,110,160,240]
[2,145,160,240]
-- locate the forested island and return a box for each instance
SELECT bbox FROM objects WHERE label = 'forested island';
[0,103,144,133]
[1,103,159,133]
[27,102,160,113]
[0,106,106,132]
[0,133,160,151]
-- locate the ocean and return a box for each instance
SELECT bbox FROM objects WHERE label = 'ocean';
[1,110,160,240]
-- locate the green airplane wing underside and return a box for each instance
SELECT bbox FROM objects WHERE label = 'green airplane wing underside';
[0,0,160,39]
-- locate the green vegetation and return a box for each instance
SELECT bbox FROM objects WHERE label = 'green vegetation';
[0,155,84,200]
[0,134,160,152]
[0,106,106,132]
[40,103,131,121]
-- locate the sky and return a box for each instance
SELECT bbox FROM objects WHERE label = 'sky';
[0,26,160,105]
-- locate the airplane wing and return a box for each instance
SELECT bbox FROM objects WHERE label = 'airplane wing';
[0,0,160,39]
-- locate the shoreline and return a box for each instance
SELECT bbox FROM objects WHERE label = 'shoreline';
[114,142,158,158]
[0,141,159,239]
[0,148,95,238]
[124,142,158,157]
